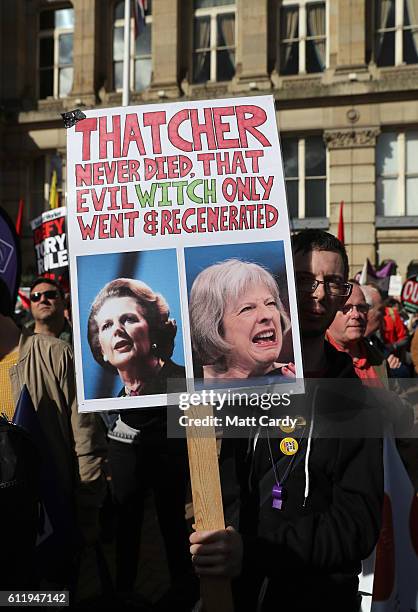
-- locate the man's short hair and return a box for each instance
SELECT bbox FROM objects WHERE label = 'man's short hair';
[292,229,349,280]
[30,276,65,299]
[361,284,382,307]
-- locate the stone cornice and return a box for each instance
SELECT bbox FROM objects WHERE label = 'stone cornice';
[324,128,381,149]
[376,216,418,229]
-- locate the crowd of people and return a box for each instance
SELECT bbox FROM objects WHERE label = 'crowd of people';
[1,229,417,611]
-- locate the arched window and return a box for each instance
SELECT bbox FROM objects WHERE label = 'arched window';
[113,0,152,92]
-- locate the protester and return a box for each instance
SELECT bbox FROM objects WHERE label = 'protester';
[189,230,383,612]
[327,283,415,487]
[362,284,386,337]
[88,278,191,606]
[1,413,40,590]
[382,297,408,351]
[27,276,72,343]
[189,259,294,380]
[327,284,386,383]
[0,278,106,586]
[362,284,410,376]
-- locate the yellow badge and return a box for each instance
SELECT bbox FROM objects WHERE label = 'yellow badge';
[280,437,299,456]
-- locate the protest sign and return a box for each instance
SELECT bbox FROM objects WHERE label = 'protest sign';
[65,96,304,412]
[30,207,68,281]
[388,275,402,297]
[401,275,418,313]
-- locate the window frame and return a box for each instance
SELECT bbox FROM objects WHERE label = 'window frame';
[192,1,236,83]
[375,0,418,66]
[38,6,74,99]
[279,0,328,75]
[376,130,418,218]
[282,135,329,221]
[113,1,152,93]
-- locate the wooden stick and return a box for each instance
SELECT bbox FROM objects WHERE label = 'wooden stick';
[186,403,234,612]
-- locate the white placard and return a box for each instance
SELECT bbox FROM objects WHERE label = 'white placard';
[388,275,402,297]
[65,96,304,412]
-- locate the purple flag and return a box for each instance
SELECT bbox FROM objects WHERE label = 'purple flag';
[0,206,21,307]
[13,386,76,583]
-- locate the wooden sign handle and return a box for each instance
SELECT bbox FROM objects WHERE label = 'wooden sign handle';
[186,403,234,612]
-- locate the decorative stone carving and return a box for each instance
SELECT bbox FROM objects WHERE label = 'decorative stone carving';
[324,128,380,149]
[183,81,231,99]
[346,108,360,123]
[375,216,418,229]
[37,99,65,113]
[380,66,418,82]
[280,75,323,90]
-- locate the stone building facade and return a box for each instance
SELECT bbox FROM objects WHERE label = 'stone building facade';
[1,0,418,278]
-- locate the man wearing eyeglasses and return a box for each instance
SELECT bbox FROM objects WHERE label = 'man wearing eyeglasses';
[190,230,383,611]
[326,284,386,383]
[328,282,416,491]
[28,277,72,344]
[292,231,354,376]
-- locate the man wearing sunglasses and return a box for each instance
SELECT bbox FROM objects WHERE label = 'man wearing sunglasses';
[29,277,72,343]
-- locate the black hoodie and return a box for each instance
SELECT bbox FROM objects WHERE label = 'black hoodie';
[222,342,384,612]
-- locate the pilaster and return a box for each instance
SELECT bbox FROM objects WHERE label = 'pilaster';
[325,127,379,275]
[232,0,271,93]
[146,0,181,100]
[71,0,98,105]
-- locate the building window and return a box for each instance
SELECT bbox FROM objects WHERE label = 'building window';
[192,0,236,84]
[39,7,74,99]
[375,0,418,66]
[376,131,418,216]
[113,0,152,92]
[279,1,326,75]
[282,136,327,218]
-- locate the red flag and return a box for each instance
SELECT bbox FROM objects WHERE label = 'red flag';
[133,0,147,38]
[15,198,24,237]
[337,201,345,245]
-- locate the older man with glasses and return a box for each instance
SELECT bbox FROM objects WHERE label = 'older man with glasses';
[326,283,389,383]
[28,277,72,344]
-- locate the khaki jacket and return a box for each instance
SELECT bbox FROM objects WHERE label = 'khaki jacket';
[9,329,106,503]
